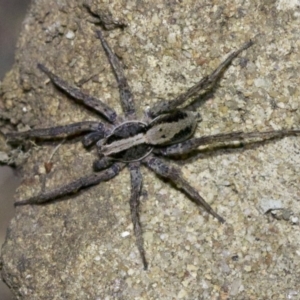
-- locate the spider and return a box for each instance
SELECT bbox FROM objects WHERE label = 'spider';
[7,29,300,270]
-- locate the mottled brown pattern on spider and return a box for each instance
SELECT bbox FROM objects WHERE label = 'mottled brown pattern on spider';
[7,26,300,270]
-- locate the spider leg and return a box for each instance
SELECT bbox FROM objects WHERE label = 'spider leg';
[128,162,148,270]
[156,129,300,156]
[149,40,254,117]
[96,30,136,118]
[14,163,125,206]
[38,64,117,123]
[7,121,106,142]
[143,155,225,223]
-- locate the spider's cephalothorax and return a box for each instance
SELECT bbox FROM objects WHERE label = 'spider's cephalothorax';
[7,29,300,270]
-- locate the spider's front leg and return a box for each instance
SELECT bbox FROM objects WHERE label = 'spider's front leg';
[14,163,125,206]
[6,121,106,143]
[143,155,225,223]
[128,162,148,270]
[149,40,254,117]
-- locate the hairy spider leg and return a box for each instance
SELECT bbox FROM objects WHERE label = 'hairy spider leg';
[96,30,136,118]
[156,129,300,156]
[129,162,148,269]
[149,40,254,117]
[37,63,117,123]
[144,155,225,223]
[6,121,106,142]
[14,163,125,206]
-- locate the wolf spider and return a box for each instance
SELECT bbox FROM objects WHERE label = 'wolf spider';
[8,29,300,270]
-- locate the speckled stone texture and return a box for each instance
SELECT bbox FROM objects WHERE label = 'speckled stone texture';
[1,0,300,299]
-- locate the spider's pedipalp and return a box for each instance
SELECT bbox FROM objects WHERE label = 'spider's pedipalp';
[14,163,125,206]
[37,63,117,123]
[93,157,113,171]
[156,129,300,157]
[96,30,136,118]
[148,40,254,118]
[7,121,105,142]
[143,155,225,223]
[82,125,110,147]
[128,162,148,270]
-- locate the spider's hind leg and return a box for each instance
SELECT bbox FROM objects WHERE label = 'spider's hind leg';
[156,129,300,157]
[149,40,254,117]
[143,155,225,223]
[128,162,148,269]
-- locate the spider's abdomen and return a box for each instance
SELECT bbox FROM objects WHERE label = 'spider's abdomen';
[145,110,198,145]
